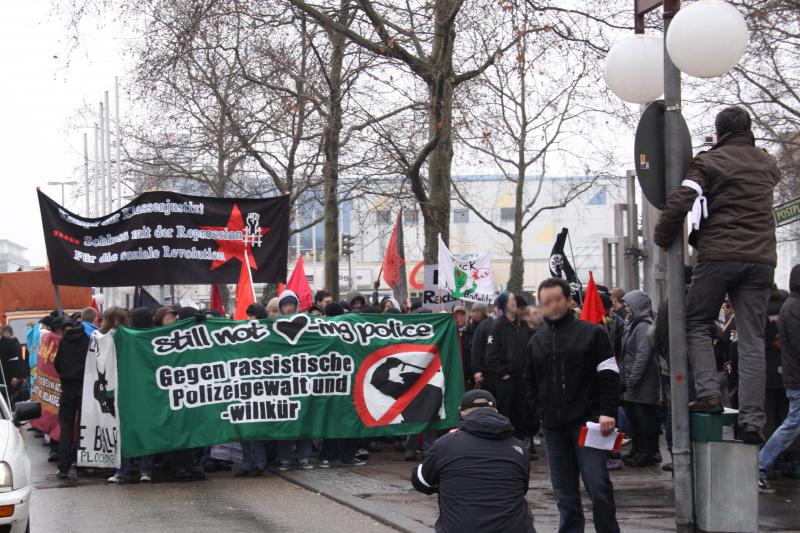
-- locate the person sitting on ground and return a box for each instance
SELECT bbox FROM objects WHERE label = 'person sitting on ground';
[412,389,534,533]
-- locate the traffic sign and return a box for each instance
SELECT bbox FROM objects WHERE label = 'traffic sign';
[634,100,693,209]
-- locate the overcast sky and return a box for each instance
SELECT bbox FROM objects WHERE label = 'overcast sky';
[0,1,128,265]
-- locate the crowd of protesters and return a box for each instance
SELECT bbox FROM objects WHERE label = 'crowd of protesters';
[3,105,796,531]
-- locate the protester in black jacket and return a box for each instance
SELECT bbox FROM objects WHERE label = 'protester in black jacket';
[412,390,534,533]
[525,278,621,533]
[487,292,535,442]
[54,319,89,477]
[470,308,494,393]
[758,265,800,491]
[0,326,25,400]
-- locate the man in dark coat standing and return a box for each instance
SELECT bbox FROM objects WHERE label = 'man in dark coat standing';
[654,106,782,444]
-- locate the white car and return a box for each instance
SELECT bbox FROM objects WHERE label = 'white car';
[0,398,40,533]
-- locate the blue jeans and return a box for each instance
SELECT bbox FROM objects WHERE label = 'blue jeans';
[759,389,800,472]
[278,439,313,465]
[240,441,267,471]
[543,424,620,533]
[117,455,154,477]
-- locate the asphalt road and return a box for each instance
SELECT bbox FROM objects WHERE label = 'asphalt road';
[25,431,394,533]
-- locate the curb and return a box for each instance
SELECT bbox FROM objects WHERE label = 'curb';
[272,468,431,533]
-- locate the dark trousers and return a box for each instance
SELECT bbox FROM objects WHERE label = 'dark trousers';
[319,439,357,463]
[58,388,82,473]
[686,261,773,430]
[626,401,660,436]
[543,424,620,533]
[495,374,536,438]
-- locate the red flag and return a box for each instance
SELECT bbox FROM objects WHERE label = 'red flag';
[233,260,255,320]
[382,212,407,302]
[580,271,606,325]
[285,256,313,311]
[210,284,225,315]
[91,298,99,314]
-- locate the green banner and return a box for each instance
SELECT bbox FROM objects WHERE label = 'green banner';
[117,313,463,457]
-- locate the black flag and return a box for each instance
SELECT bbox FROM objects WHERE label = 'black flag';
[133,287,161,311]
[548,228,582,304]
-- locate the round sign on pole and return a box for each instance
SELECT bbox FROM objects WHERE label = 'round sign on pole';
[634,100,693,209]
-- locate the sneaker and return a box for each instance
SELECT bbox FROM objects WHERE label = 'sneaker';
[404,450,416,461]
[606,458,624,471]
[758,472,776,494]
[56,470,70,480]
[298,460,314,470]
[278,462,291,471]
[140,473,152,482]
[319,459,331,468]
[47,452,60,463]
[620,437,632,448]
[341,459,366,466]
[354,448,370,461]
[107,474,123,483]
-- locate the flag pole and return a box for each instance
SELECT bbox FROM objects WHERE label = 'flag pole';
[243,248,256,301]
[566,230,583,306]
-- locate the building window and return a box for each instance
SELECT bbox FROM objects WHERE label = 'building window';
[403,210,418,225]
[453,208,469,224]
[376,210,391,225]
[500,207,515,221]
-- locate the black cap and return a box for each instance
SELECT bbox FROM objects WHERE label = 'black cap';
[459,389,497,411]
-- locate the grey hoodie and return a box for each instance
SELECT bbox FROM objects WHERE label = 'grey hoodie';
[621,290,659,405]
[779,265,800,389]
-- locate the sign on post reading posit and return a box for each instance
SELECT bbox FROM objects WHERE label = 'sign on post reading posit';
[774,197,800,227]
[115,313,463,458]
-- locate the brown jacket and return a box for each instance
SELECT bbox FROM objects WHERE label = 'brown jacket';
[654,130,781,266]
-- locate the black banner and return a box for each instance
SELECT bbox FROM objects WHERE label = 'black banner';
[548,227,582,305]
[38,190,289,287]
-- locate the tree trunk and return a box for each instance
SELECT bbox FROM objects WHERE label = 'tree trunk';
[322,2,348,298]
[508,234,524,294]
[420,0,456,265]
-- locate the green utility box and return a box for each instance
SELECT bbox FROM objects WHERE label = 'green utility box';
[690,409,738,443]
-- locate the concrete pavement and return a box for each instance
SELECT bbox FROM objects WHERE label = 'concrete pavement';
[25,431,393,533]
[24,428,800,532]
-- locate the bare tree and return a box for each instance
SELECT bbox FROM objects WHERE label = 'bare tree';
[453,5,616,292]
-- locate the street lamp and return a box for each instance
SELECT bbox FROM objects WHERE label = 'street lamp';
[47,180,78,205]
[666,0,749,78]
[604,34,664,104]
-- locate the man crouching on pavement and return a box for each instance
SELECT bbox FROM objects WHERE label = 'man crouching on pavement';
[411,389,535,533]
[525,277,621,533]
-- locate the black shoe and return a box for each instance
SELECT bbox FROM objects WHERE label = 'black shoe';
[624,453,657,468]
[47,452,60,463]
[250,468,264,477]
[235,469,253,478]
[662,463,674,472]
[56,470,69,480]
[740,426,765,445]
[688,397,723,414]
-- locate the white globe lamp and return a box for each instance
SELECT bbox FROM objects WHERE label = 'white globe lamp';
[666,0,748,78]
[93,293,105,306]
[604,34,664,104]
